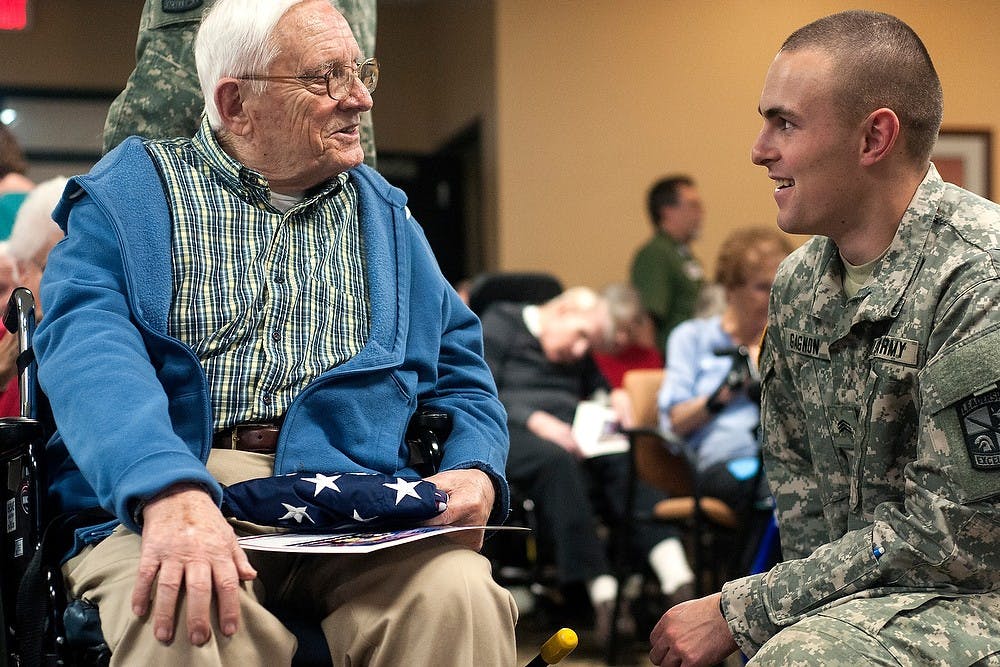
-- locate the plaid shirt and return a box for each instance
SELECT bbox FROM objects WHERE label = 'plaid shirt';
[146,120,369,430]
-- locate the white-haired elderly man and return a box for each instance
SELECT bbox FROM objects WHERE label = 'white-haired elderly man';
[33,1,515,664]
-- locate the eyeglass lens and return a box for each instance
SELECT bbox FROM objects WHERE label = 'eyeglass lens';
[329,59,378,99]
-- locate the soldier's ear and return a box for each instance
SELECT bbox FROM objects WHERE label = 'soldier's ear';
[859,107,900,166]
[215,78,251,136]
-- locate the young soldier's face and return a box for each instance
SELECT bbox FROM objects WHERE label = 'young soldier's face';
[751,48,865,238]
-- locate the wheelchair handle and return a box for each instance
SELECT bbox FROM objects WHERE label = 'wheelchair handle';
[4,287,37,418]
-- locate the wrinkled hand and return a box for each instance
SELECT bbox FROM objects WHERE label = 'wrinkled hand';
[649,593,738,666]
[132,483,257,646]
[421,468,495,550]
[526,410,582,458]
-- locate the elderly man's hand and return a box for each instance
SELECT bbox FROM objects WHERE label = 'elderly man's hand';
[421,468,495,550]
[131,483,257,646]
[526,410,583,458]
[649,593,739,666]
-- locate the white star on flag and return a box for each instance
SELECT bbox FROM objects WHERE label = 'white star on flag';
[383,478,422,505]
[279,503,315,524]
[302,473,342,496]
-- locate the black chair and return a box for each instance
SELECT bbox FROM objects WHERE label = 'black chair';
[466,271,563,317]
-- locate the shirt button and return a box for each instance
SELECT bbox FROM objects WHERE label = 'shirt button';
[274,273,285,284]
[262,394,272,406]
[271,330,281,341]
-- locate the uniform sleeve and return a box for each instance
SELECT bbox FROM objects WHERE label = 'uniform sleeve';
[721,274,1000,657]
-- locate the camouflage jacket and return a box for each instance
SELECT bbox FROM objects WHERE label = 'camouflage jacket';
[721,164,1000,656]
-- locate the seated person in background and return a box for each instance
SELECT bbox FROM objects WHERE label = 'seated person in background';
[0,124,34,239]
[480,286,695,642]
[658,227,792,517]
[0,175,67,417]
[592,282,664,389]
[33,1,514,664]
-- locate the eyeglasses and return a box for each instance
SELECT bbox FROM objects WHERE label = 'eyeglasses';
[237,58,379,100]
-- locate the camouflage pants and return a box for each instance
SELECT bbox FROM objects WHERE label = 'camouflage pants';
[750,592,1000,666]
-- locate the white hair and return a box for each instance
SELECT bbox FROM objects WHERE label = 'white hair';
[8,176,66,264]
[196,0,304,129]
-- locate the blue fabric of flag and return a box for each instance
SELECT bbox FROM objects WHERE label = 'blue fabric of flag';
[221,472,448,531]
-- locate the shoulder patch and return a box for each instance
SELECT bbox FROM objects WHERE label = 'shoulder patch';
[957,388,1000,470]
[162,0,203,12]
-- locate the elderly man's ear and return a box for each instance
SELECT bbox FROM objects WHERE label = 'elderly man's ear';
[214,79,252,137]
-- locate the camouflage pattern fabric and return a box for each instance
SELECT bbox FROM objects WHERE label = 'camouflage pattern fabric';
[720,164,1000,664]
[103,0,376,167]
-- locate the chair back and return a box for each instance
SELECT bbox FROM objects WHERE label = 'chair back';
[466,272,563,316]
[621,368,695,498]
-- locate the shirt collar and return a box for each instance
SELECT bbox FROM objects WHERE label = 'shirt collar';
[191,117,350,207]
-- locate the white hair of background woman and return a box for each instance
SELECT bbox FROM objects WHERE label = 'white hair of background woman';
[7,176,67,266]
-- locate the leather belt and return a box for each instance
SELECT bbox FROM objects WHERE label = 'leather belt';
[213,422,281,454]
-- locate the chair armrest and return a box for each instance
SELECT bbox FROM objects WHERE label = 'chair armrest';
[0,417,44,461]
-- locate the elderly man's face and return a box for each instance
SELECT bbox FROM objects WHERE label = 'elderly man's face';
[240,0,372,193]
[539,310,607,365]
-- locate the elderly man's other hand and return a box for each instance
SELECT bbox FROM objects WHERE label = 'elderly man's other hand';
[131,483,257,646]
[649,593,738,666]
[421,468,495,550]
[526,410,583,458]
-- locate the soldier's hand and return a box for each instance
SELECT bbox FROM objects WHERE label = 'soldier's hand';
[649,593,738,666]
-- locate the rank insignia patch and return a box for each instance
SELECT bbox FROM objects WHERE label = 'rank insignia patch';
[957,389,1000,470]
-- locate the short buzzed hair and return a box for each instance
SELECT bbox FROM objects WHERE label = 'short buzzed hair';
[782,10,942,164]
[647,175,694,228]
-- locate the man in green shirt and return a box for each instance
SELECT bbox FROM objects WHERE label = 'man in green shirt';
[629,175,705,352]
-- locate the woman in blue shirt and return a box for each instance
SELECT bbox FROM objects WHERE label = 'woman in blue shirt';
[658,227,791,515]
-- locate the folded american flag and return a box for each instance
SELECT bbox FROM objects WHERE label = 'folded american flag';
[221,472,448,531]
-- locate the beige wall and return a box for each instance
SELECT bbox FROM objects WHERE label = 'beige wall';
[495,0,1000,288]
[0,1,141,91]
[2,1,999,290]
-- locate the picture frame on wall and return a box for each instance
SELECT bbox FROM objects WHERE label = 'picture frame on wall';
[932,129,993,201]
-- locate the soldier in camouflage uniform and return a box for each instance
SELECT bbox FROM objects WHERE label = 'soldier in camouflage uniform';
[650,10,1000,666]
[103,0,376,167]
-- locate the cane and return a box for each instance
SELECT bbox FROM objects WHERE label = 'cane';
[524,628,578,666]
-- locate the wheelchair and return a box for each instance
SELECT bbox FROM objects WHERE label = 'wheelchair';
[0,287,455,667]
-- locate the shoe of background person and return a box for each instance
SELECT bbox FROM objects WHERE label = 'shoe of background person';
[592,599,637,646]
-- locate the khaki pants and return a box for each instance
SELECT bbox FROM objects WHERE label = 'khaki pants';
[63,450,518,666]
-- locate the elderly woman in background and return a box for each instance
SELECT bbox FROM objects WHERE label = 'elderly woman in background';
[658,227,792,516]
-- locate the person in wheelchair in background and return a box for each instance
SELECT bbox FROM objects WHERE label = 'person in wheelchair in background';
[31,1,515,664]
[658,228,791,520]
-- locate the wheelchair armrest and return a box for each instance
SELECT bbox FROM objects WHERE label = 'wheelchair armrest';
[0,417,44,461]
[405,407,452,477]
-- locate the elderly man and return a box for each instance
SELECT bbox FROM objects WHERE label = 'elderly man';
[481,287,694,644]
[650,10,1000,666]
[34,1,514,665]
